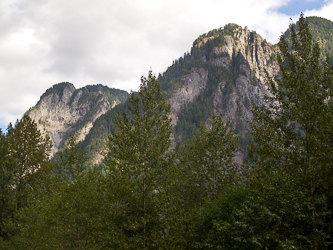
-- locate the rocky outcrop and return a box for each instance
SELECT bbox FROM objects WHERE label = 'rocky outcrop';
[204,24,280,84]
[159,23,281,160]
[28,82,128,155]
[168,68,208,126]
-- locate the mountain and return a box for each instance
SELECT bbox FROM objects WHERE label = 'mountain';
[80,23,279,163]
[27,82,129,155]
[27,16,333,163]
[161,24,278,143]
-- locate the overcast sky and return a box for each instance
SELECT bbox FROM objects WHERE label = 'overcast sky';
[1,0,332,132]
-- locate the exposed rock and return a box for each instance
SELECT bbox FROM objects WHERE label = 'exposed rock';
[160,23,281,161]
[168,68,208,126]
[211,57,231,68]
[27,83,128,156]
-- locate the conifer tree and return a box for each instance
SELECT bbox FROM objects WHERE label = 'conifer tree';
[248,13,333,249]
[178,112,239,209]
[0,115,52,246]
[0,128,14,239]
[104,71,173,249]
[250,13,333,176]
[6,114,52,210]
[56,134,88,182]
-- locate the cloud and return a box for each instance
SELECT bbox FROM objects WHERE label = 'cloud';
[304,0,333,19]
[0,0,329,126]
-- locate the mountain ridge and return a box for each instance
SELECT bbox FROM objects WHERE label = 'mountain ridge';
[26,16,333,162]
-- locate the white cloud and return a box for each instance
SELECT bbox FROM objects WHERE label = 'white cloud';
[304,0,333,20]
[0,0,330,127]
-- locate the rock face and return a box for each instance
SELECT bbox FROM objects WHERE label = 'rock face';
[208,25,279,83]
[207,25,278,122]
[159,23,280,159]
[169,68,208,126]
[27,82,128,155]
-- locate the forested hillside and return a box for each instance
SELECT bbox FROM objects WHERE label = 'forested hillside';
[1,15,333,249]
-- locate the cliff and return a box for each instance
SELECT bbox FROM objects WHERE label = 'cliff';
[157,23,279,160]
[27,82,128,155]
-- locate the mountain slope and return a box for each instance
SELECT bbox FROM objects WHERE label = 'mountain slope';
[27,82,128,155]
[160,23,278,155]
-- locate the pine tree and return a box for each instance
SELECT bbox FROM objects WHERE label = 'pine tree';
[250,13,333,176]
[6,134,107,250]
[104,71,173,249]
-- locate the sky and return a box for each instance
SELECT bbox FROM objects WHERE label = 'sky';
[0,0,332,132]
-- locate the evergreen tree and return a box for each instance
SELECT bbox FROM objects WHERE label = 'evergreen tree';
[7,115,52,209]
[0,114,53,246]
[178,112,239,210]
[104,71,173,249]
[248,13,333,249]
[56,134,88,182]
[0,128,15,239]
[166,113,239,248]
[6,135,107,250]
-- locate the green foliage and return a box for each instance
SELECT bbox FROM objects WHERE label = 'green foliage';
[248,13,333,248]
[80,102,128,162]
[0,115,53,242]
[180,170,323,249]
[176,113,239,210]
[8,167,108,249]
[284,16,333,64]
[249,14,333,177]
[3,14,333,249]
[2,132,110,249]
[55,134,88,181]
[104,71,173,249]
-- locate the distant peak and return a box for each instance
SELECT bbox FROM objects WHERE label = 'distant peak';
[193,23,246,48]
[38,82,76,103]
[53,82,75,88]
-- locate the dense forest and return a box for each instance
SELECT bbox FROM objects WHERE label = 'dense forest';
[1,14,333,249]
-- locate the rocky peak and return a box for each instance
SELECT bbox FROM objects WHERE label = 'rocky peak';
[193,24,279,83]
[158,23,280,160]
[28,83,128,155]
[38,82,75,105]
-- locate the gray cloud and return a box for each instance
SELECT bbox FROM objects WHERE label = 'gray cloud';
[0,0,332,130]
